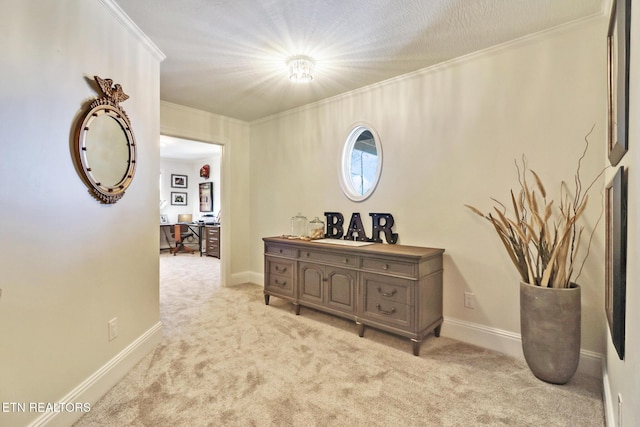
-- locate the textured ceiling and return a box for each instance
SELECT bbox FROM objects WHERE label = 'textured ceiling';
[115,0,604,122]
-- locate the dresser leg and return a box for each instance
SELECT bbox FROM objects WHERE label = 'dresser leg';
[411,339,421,356]
[356,322,365,337]
[264,294,270,305]
[434,324,442,337]
[294,304,301,315]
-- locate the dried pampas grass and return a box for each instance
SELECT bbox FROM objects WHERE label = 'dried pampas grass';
[466,127,605,288]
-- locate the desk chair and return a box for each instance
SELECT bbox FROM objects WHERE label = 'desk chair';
[171,224,195,255]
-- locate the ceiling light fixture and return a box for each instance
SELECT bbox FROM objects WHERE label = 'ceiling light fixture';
[287,55,314,83]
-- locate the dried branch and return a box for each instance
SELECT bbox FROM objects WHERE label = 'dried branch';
[465,128,604,288]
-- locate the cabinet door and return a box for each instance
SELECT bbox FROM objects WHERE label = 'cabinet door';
[299,262,324,304]
[326,267,356,313]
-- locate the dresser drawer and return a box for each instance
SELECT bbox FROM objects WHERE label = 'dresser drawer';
[363,299,411,326]
[265,243,298,258]
[361,257,416,278]
[299,249,358,268]
[361,273,413,306]
[265,274,294,296]
[268,259,294,277]
[365,282,409,305]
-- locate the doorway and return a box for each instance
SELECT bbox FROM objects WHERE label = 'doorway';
[159,135,224,284]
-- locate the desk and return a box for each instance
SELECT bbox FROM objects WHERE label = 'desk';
[160,223,205,256]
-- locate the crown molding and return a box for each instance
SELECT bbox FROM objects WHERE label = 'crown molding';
[98,0,166,62]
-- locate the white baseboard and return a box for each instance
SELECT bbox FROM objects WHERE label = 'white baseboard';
[29,322,163,427]
[442,317,602,379]
[231,271,262,286]
[601,361,616,427]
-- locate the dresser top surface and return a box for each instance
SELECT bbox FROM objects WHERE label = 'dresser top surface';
[263,236,444,259]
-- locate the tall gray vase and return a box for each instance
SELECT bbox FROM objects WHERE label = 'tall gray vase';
[520,281,581,385]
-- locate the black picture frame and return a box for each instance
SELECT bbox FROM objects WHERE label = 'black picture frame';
[605,167,627,360]
[607,0,631,166]
[171,192,188,206]
[199,182,213,212]
[171,174,188,188]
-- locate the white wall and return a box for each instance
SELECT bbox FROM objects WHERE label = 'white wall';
[0,1,163,425]
[249,18,607,363]
[603,0,640,424]
[160,155,221,223]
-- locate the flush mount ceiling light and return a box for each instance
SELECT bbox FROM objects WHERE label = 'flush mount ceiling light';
[287,55,315,83]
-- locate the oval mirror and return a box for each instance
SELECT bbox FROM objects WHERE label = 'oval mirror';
[339,123,383,201]
[75,77,136,204]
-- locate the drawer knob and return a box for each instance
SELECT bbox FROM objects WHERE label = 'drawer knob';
[375,304,396,316]
[279,249,283,253]
[382,263,389,270]
[274,279,286,287]
[275,266,287,273]
[344,258,349,263]
[377,286,396,297]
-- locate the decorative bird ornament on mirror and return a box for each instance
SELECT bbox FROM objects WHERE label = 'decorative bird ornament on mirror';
[95,75,129,105]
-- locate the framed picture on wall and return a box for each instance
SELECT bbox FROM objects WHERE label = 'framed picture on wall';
[607,0,631,166]
[605,167,627,360]
[160,214,169,224]
[171,174,188,188]
[199,182,213,212]
[171,192,187,206]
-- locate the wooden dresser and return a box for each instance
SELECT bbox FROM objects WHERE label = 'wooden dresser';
[263,236,444,356]
[205,225,220,258]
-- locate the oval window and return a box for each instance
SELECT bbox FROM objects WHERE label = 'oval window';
[339,124,383,201]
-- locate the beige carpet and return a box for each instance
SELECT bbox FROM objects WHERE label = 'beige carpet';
[74,253,604,426]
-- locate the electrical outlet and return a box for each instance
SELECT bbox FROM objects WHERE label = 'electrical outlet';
[464,292,475,309]
[108,318,118,341]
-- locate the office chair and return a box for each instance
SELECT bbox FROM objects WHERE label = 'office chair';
[171,224,195,255]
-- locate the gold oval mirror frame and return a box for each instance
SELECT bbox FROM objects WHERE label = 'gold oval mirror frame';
[75,76,136,204]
